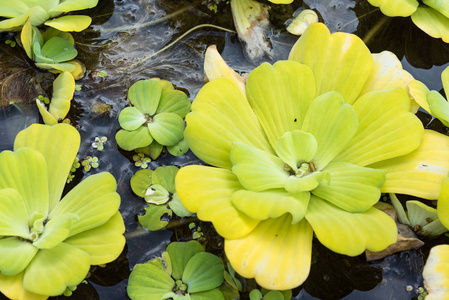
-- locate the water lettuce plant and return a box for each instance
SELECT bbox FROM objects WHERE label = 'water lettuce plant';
[36,71,75,125]
[116,79,191,159]
[20,19,84,78]
[389,194,448,237]
[131,166,192,231]
[287,9,319,36]
[127,240,225,300]
[409,65,449,127]
[0,124,125,299]
[176,22,449,289]
[367,0,449,42]
[0,0,99,32]
[423,244,449,300]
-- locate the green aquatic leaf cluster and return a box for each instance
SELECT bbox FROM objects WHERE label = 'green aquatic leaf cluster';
[127,240,225,300]
[131,166,192,231]
[116,79,191,159]
[20,19,83,77]
[0,0,99,32]
[367,0,449,42]
[0,124,125,299]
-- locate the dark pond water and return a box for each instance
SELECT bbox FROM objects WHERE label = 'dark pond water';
[1,0,449,299]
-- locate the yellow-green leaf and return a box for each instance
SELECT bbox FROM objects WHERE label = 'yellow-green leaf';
[48,71,75,120]
[313,162,386,213]
[438,178,449,230]
[231,189,310,224]
[119,107,146,131]
[367,0,418,17]
[127,263,174,300]
[411,6,449,43]
[186,78,273,169]
[49,172,120,237]
[14,124,80,211]
[23,243,90,296]
[275,130,317,172]
[65,211,125,265]
[128,79,162,115]
[225,215,313,290]
[409,79,432,113]
[0,188,31,238]
[422,244,449,300]
[148,113,184,146]
[360,51,416,112]
[305,196,397,256]
[246,61,316,148]
[0,237,38,276]
[301,91,358,170]
[289,22,373,105]
[0,271,48,300]
[33,213,79,249]
[370,130,449,199]
[335,88,424,166]
[44,15,92,32]
[231,142,288,192]
[0,148,49,218]
[176,166,259,239]
[115,126,153,151]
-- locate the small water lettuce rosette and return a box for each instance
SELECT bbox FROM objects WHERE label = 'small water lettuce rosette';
[20,19,84,78]
[0,124,125,299]
[175,22,449,290]
[367,0,449,42]
[127,240,225,300]
[116,79,191,159]
[131,166,192,231]
[0,0,99,32]
[389,193,448,237]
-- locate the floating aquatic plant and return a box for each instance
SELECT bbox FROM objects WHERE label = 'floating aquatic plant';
[132,153,151,169]
[20,19,85,78]
[116,79,191,160]
[176,22,449,289]
[92,136,108,151]
[423,244,449,300]
[0,0,99,32]
[409,65,449,127]
[286,9,319,36]
[389,193,448,237]
[127,240,225,300]
[36,71,75,125]
[367,0,449,42]
[0,124,125,299]
[131,166,192,231]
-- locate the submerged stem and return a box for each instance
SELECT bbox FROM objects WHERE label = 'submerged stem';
[363,15,391,45]
[129,24,236,69]
[97,7,191,33]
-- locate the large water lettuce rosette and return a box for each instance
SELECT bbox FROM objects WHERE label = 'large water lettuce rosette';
[176,22,449,290]
[0,124,125,299]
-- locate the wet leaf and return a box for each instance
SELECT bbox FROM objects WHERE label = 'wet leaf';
[138,204,172,231]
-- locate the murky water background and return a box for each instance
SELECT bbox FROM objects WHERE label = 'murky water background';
[1,0,449,299]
